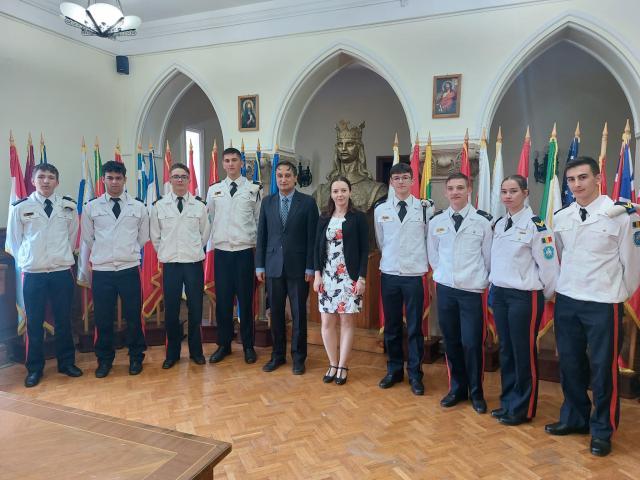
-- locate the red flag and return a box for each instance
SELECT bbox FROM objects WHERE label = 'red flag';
[141,244,163,318]
[517,126,531,178]
[599,122,608,195]
[24,134,36,195]
[188,139,198,196]
[204,139,219,303]
[410,134,421,197]
[9,131,28,202]
[163,140,172,195]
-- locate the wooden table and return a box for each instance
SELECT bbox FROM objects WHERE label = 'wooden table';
[0,391,231,480]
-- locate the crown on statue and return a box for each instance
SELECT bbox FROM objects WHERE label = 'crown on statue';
[335,120,365,141]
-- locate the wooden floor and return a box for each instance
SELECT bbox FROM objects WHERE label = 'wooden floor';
[1,344,639,479]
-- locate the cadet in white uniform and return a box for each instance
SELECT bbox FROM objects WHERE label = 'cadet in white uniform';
[207,147,261,365]
[80,160,149,378]
[375,162,434,396]
[428,172,492,413]
[150,163,211,369]
[545,157,640,457]
[6,163,82,387]
[489,174,559,426]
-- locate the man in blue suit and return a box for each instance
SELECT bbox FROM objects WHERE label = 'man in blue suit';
[256,160,319,374]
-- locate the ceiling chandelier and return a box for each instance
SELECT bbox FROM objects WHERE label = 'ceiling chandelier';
[60,1,141,39]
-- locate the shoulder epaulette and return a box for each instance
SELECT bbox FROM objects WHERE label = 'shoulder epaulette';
[433,209,444,217]
[492,216,503,231]
[476,209,493,222]
[252,181,262,187]
[11,198,28,207]
[554,205,570,215]
[134,197,144,203]
[152,196,162,206]
[87,197,98,202]
[614,201,636,215]
[62,196,77,204]
[531,215,547,232]
[373,195,388,210]
[195,195,206,205]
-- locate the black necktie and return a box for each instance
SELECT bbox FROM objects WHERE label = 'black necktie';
[452,213,463,232]
[230,181,237,197]
[44,199,53,218]
[398,200,407,222]
[580,208,588,222]
[112,198,121,219]
[177,196,184,213]
[504,217,513,231]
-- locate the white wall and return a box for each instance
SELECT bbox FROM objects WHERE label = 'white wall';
[294,64,410,195]
[0,15,123,226]
[491,41,633,210]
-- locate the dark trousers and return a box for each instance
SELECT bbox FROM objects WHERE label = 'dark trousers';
[493,287,543,419]
[162,261,204,360]
[437,283,484,400]
[266,274,308,365]
[381,273,424,381]
[92,267,146,365]
[23,269,75,374]
[214,248,255,348]
[555,294,623,440]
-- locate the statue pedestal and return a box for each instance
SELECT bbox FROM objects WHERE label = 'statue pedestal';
[308,250,384,353]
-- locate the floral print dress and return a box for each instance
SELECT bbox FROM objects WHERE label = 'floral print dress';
[318,216,362,314]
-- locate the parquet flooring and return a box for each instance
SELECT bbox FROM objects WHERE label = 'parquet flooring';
[1,344,639,479]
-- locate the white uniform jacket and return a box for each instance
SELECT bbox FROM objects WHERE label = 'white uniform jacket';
[553,195,640,303]
[6,192,78,273]
[206,176,261,252]
[374,195,434,276]
[150,192,211,263]
[489,205,559,299]
[428,204,493,293]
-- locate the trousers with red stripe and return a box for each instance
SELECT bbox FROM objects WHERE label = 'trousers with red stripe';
[554,294,623,440]
[492,287,543,419]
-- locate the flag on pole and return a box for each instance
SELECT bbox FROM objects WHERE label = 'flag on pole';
[539,123,562,227]
[204,139,220,303]
[253,139,262,183]
[163,140,172,195]
[460,129,471,179]
[76,137,95,247]
[612,119,635,203]
[240,139,247,177]
[209,139,219,186]
[148,144,159,200]
[136,143,147,202]
[490,127,506,219]
[420,132,433,200]
[410,133,421,198]
[270,145,280,195]
[76,137,95,330]
[517,126,531,178]
[599,122,609,195]
[93,137,105,196]
[114,139,123,163]
[188,139,198,196]
[24,133,36,195]
[561,122,580,207]
[476,128,491,212]
[39,133,47,164]
[141,148,163,318]
[6,131,29,334]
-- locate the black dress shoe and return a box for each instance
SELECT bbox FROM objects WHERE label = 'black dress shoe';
[544,421,590,436]
[162,359,178,369]
[190,356,206,365]
[590,437,611,457]
[440,392,468,408]
[378,374,403,389]
[209,346,231,364]
[499,414,531,426]
[129,360,143,375]
[262,358,286,372]
[409,379,424,396]
[292,363,306,375]
[24,371,42,388]
[335,367,349,385]
[472,398,487,414]
[244,348,257,364]
[95,363,111,378]
[491,407,507,419]
[58,365,83,377]
[323,365,338,383]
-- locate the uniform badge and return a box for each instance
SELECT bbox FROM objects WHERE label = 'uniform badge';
[213,190,224,197]
[634,231,640,247]
[541,236,553,244]
[435,227,447,234]
[632,221,640,229]
[532,216,547,232]
[543,245,555,259]
[23,212,34,217]
[379,215,392,223]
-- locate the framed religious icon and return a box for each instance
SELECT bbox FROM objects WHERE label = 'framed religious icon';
[238,94,259,131]
[432,74,461,118]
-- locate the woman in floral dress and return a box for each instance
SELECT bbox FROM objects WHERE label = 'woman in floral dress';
[313,177,368,385]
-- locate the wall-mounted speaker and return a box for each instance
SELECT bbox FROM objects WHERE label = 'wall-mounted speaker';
[116,55,129,75]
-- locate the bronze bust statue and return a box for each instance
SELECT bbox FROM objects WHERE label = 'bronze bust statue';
[313,120,388,213]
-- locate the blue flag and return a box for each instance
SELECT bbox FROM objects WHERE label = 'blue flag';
[561,135,579,206]
[270,150,280,195]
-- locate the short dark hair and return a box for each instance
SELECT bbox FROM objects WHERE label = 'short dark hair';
[102,160,126,177]
[276,160,297,176]
[445,172,469,185]
[170,162,190,175]
[565,156,599,177]
[223,147,242,158]
[32,163,59,180]
[501,174,528,190]
[389,162,412,177]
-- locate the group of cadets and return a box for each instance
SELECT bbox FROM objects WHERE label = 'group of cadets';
[6,149,640,457]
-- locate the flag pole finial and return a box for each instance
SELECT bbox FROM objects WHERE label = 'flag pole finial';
[257,138,261,150]
[212,138,217,150]
[95,136,100,147]
[229,139,233,148]
[166,139,170,151]
[525,125,530,140]
[575,122,581,138]
[481,127,487,142]
[28,132,33,145]
[623,118,631,142]
[10,130,14,145]
[137,142,142,152]
[603,122,608,137]
[241,138,245,150]
[81,136,86,148]
[393,132,399,146]
[464,128,469,144]
[275,143,279,152]
[189,139,193,150]
[415,131,420,145]
[427,131,432,145]
[497,126,503,142]
[551,123,557,139]
[148,140,153,151]
[40,132,44,145]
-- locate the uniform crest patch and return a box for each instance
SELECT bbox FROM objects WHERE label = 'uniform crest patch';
[543,245,555,259]
[634,231,640,246]
[532,216,547,232]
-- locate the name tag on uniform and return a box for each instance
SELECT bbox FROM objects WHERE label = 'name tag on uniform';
[378,215,393,223]
[23,212,34,217]
[434,226,448,235]
[212,190,224,198]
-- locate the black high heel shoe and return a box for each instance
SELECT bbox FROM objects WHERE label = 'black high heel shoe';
[335,367,349,385]
[323,365,338,383]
